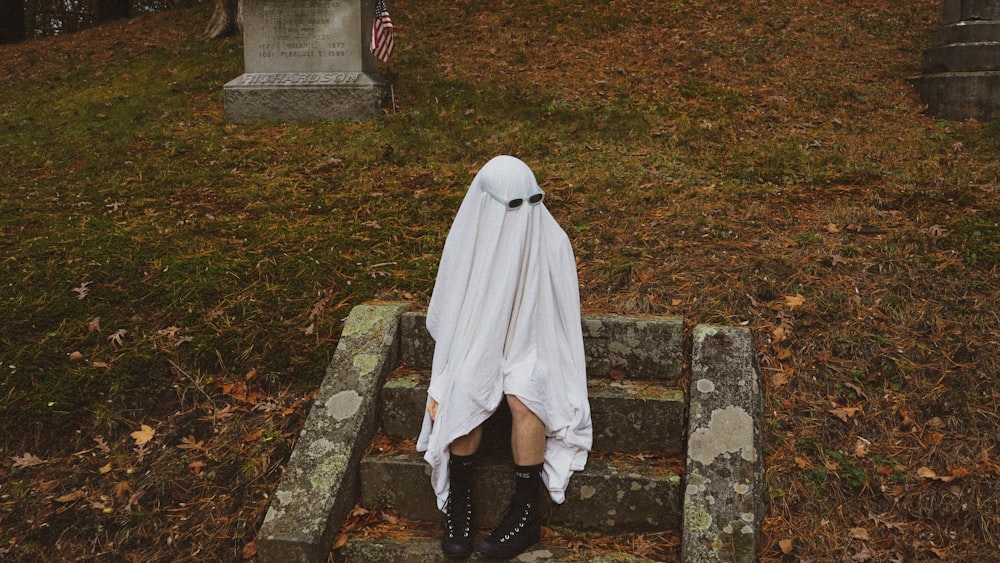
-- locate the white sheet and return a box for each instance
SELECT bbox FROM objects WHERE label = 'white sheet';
[416,155,592,511]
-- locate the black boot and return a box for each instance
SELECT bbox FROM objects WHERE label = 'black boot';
[441,453,476,559]
[476,463,542,559]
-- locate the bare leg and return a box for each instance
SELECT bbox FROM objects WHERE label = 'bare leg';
[449,425,483,456]
[507,395,545,465]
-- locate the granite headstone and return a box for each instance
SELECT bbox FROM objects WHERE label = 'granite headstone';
[224,0,390,122]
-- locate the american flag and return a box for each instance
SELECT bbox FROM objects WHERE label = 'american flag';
[371,0,394,64]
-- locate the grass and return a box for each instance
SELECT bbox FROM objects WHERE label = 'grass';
[2,0,1000,561]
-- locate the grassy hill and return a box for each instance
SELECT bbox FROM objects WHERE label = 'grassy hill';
[1,0,998,560]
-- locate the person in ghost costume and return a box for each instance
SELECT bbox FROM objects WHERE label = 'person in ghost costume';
[416,155,593,559]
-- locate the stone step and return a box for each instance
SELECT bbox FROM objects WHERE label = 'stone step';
[932,20,1000,46]
[910,71,1000,121]
[400,311,684,380]
[941,0,1000,25]
[381,372,687,455]
[336,535,667,562]
[922,42,1000,73]
[359,450,683,533]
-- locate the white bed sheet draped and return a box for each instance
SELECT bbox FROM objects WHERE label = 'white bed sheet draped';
[415,155,592,511]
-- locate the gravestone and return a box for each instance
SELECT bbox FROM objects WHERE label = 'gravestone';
[911,0,1000,120]
[224,0,390,122]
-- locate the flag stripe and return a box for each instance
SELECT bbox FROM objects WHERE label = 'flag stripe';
[371,0,394,63]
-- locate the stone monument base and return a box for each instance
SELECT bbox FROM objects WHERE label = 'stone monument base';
[911,72,1000,121]
[224,72,390,122]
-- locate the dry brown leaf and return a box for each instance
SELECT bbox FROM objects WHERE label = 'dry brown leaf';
[784,294,806,309]
[853,438,870,458]
[188,460,207,474]
[850,527,871,541]
[112,481,132,499]
[130,424,155,446]
[72,281,91,299]
[12,452,46,468]
[55,490,86,503]
[775,345,793,360]
[779,538,794,554]
[177,435,206,451]
[88,316,102,332]
[770,368,792,388]
[69,351,85,362]
[242,540,258,560]
[98,462,112,474]
[94,436,111,453]
[108,328,128,347]
[916,466,969,482]
[830,406,862,422]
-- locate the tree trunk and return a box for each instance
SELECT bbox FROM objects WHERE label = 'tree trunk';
[0,0,26,44]
[94,0,130,23]
[203,0,241,40]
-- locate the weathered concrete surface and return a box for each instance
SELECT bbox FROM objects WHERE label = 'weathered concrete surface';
[339,536,660,562]
[361,452,682,532]
[257,302,409,563]
[381,374,686,454]
[400,311,684,379]
[682,326,764,563]
[912,0,1000,120]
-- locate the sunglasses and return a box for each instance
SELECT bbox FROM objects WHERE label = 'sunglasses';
[481,186,545,210]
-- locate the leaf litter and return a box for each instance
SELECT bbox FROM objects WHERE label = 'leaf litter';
[1,0,999,562]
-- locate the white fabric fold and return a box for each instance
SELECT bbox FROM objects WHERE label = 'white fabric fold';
[416,155,592,511]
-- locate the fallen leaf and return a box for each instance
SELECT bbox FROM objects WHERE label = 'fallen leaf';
[303,323,315,336]
[775,345,793,361]
[94,436,111,453]
[12,452,47,468]
[830,406,862,422]
[333,534,349,549]
[916,466,968,482]
[69,351,85,362]
[99,462,113,474]
[177,435,206,451]
[130,424,155,446]
[188,460,207,474]
[854,438,870,458]
[850,527,870,541]
[927,225,949,238]
[108,329,128,347]
[784,294,806,309]
[242,540,258,559]
[88,316,102,332]
[779,538,794,554]
[91,361,110,368]
[825,223,840,233]
[72,281,92,299]
[55,490,86,503]
[112,481,132,499]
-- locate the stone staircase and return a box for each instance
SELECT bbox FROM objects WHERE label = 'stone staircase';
[254,303,764,563]
[343,313,687,561]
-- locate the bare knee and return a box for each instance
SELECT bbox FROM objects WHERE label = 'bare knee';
[506,395,538,424]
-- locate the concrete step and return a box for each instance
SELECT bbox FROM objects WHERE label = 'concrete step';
[336,535,670,562]
[380,371,686,455]
[910,71,1000,120]
[941,0,1000,25]
[400,311,684,380]
[359,450,683,533]
[932,20,1000,46]
[922,42,1000,73]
